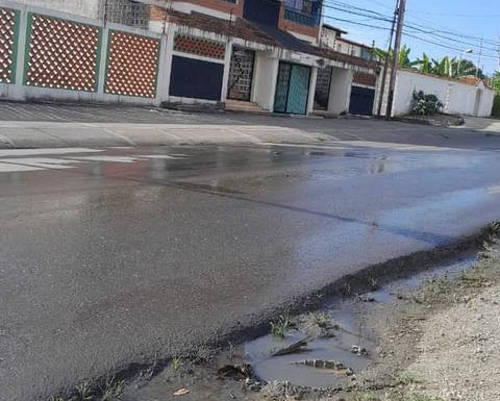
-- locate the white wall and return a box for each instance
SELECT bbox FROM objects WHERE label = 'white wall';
[328,67,353,114]
[14,0,102,19]
[0,1,164,106]
[392,69,495,117]
[252,52,279,111]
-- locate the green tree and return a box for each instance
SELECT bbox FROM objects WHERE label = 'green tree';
[413,53,432,74]
[373,44,414,68]
[492,71,500,93]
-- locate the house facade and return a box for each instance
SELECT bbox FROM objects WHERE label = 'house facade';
[318,23,379,115]
[0,0,378,116]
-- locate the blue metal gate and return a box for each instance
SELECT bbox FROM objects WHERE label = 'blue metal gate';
[349,86,375,116]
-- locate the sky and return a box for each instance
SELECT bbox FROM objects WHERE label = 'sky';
[323,0,500,75]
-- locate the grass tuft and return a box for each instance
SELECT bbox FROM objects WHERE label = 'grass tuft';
[99,377,125,401]
[171,355,182,371]
[270,315,291,338]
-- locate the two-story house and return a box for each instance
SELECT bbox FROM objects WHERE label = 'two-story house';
[319,23,379,115]
[146,0,378,115]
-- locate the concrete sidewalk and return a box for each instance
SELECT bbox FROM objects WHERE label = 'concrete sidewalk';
[0,101,499,150]
[0,120,334,148]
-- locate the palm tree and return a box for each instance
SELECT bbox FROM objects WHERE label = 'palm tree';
[372,44,414,68]
[413,53,432,74]
[431,57,454,77]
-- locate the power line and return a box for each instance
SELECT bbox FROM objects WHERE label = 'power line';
[321,0,500,57]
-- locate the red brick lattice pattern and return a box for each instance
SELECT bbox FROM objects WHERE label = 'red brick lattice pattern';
[173,34,225,60]
[25,14,100,91]
[0,8,16,84]
[105,31,160,98]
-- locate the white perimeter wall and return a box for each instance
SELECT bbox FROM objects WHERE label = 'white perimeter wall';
[14,0,102,19]
[393,69,494,117]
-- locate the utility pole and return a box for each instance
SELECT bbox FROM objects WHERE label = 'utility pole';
[385,0,406,120]
[476,38,483,77]
[376,0,398,117]
[497,37,500,70]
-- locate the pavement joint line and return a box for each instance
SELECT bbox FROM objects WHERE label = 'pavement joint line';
[225,127,262,143]
[0,133,15,148]
[98,127,137,147]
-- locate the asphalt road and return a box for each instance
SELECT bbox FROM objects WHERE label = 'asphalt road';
[2,140,500,400]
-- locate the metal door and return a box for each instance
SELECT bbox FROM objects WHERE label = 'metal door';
[314,66,332,110]
[349,86,375,116]
[227,47,256,101]
[274,62,311,115]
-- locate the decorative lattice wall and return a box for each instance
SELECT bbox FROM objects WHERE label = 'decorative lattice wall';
[105,30,160,98]
[0,7,18,84]
[25,14,101,92]
[174,34,225,60]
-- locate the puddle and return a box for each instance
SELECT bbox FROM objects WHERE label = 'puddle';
[243,255,475,389]
[245,330,372,388]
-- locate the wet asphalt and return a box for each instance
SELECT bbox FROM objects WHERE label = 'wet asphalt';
[1,141,500,400]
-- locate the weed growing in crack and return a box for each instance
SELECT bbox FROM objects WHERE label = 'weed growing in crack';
[270,314,291,338]
[48,396,65,401]
[308,311,331,328]
[73,381,93,401]
[369,276,379,290]
[99,377,125,401]
[171,355,182,371]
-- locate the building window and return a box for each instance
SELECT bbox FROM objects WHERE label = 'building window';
[284,0,322,27]
[105,0,148,28]
[360,47,372,60]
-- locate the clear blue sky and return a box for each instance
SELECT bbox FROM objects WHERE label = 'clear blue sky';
[323,0,500,75]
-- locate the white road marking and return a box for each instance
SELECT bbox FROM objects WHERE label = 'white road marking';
[0,162,43,172]
[0,148,103,158]
[2,157,80,169]
[336,141,465,152]
[64,156,138,163]
[261,143,350,150]
[140,155,183,159]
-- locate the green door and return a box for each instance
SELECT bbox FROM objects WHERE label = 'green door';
[274,62,311,115]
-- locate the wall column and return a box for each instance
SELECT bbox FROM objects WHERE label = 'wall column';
[306,66,318,114]
[328,67,353,115]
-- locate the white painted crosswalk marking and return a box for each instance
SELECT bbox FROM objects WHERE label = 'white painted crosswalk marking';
[0,162,43,172]
[0,148,103,158]
[0,150,191,175]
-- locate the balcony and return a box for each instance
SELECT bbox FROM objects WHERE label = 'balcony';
[284,0,322,27]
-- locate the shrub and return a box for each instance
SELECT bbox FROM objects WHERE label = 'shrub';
[492,94,500,118]
[411,90,444,116]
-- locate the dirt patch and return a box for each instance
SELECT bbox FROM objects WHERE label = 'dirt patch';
[348,231,500,401]
[397,114,465,128]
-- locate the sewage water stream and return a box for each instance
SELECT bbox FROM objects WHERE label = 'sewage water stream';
[243,255,475,389]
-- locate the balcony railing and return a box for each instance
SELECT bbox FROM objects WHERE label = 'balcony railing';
[284,0,322,27]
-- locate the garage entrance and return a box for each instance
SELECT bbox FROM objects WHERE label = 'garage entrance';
[349,86,375,116]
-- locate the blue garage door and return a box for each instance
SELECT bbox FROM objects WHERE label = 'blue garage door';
[349,86,375,116]
[169,56,224,101]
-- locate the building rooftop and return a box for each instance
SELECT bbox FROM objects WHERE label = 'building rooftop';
[322,23,347,35]
[166,10,377,69]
